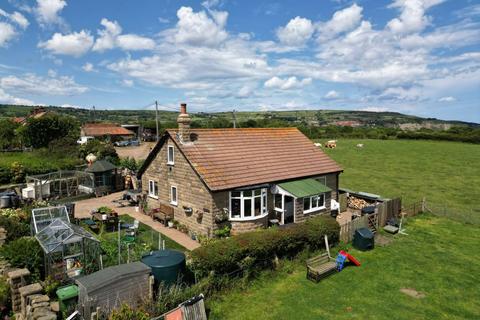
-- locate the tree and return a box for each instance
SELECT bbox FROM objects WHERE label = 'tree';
[18,114,79,148]
[0,119,19,149]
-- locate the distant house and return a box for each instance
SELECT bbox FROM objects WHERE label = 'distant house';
[80,123,134,142]
[333,121,361,127]
[13,107,49,125]
[138,104,343,237]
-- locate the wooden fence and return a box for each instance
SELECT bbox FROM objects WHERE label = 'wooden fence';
[339,197,402,243]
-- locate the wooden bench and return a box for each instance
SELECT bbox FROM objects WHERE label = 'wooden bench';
[306,252,337,282]
[151,204,174,226]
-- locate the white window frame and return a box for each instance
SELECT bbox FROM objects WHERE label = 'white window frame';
[167,145,175,165]
[229,188,268,221]
[303,193,326,214]
[148,180,158,199]
[170,186,178,206]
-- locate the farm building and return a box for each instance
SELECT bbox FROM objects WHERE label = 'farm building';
[75,262,152,317]
[80,123,134,142]
[138,103,343,237]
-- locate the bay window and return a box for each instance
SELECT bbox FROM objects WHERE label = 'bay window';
[303,194,325,213]
[230,188,267,220]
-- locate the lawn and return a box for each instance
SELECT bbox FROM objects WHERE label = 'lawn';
[321,139,480,215]
[208,214,480,320]
[84,214,186,268]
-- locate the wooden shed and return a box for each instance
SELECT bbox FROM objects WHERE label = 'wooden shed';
[75,262,152,317]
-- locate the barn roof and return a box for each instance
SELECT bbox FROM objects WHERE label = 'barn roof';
[82,123,134,137]
[139,127,342,191]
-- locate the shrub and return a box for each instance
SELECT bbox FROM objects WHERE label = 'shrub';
[0,215,30,242]
[190,215,339,277]
[0,237,44,280]
[109,304,150,320]
[0,276,9,308]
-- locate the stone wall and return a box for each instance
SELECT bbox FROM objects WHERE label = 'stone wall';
[142,137,216,237]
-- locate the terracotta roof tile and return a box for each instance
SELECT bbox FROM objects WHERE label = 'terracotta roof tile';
[167,128,342,191]
[82,123,134,136]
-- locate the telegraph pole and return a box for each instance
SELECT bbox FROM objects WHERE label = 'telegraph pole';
[232,109,237,128]
[155,101,159,142]
[92,106,96,122]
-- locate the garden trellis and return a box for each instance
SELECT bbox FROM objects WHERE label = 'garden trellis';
[35,219,101,281]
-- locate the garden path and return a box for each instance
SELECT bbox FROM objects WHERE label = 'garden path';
[73,192,200,250]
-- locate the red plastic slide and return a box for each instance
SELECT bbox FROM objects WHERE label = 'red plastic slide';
[339,250,361,266]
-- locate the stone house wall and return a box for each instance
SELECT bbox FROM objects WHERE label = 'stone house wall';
[141,137,216,237]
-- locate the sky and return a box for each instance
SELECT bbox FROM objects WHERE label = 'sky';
[0,0,479,122]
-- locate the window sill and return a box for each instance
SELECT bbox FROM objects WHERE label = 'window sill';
[229,213,268,222]
[303,206,326,214]
[148,195,159,199]
[170,201,178,206]
[167,162,175,166]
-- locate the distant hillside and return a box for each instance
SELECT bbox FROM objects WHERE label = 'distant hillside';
[0,104,478,129]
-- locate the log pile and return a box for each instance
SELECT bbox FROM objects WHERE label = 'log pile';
[347,196,369,210]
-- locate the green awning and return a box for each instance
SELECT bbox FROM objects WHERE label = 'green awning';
[278,178,331,198]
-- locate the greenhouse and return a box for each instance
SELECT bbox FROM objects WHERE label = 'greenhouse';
[35,219,101,281]
[31,205,71,235]
[23,170,95,201]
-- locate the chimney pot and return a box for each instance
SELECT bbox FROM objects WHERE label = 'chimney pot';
[177,103,191,143]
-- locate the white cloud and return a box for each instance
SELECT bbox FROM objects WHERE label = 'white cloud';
[277,16,314,46]
[387,0,444,34]
[93,18,155,52]
[0,9,29,29]
[165,6,228,47]
[438,96,456,102]
[0,73,88,96]
[60,103,83,109]
[264,76,312,90]
[0,88,34,105]
[324,90,340,99]
[158,17,170,24]
[38,30,94,57]
[35,0,67,27]
[82,62,96,72]
[317,3,363,41]
[122,79,134,87]
[0,22,16,47]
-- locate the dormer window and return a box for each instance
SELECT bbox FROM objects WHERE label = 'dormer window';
[167,145,174,165]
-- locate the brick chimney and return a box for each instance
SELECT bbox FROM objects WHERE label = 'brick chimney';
[177,103,191,143]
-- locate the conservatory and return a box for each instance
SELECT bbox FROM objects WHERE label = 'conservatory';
[35,219,101,281]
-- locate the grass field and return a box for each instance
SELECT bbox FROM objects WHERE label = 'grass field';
[321,139,480,215]
[0,150,82,177]
[208,215,480,320]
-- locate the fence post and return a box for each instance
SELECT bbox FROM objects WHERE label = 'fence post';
[422,197,426,212]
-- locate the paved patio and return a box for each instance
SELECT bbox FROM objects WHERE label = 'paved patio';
[73,191,200,250]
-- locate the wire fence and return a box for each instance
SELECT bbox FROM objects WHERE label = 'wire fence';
[403,198,479,225]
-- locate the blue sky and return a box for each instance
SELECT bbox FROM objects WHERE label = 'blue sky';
[0,0,479,122]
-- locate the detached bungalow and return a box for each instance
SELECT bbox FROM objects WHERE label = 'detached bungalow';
[138,104,342,237]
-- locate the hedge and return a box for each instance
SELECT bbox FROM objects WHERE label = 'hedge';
[190,215,339,277]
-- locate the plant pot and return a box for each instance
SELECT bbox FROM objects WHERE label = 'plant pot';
[168,221,174,228]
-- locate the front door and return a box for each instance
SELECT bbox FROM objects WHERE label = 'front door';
[283,195,295,224]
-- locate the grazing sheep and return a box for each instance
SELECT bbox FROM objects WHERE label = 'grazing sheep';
[325,140,337,148]
[356,143,364,148]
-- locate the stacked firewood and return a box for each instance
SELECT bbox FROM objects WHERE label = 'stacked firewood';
[348,196,369,210]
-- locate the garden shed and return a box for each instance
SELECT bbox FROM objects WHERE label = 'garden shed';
[85,160,121,194]
[75,262,152,317]
[35,219,101,281]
